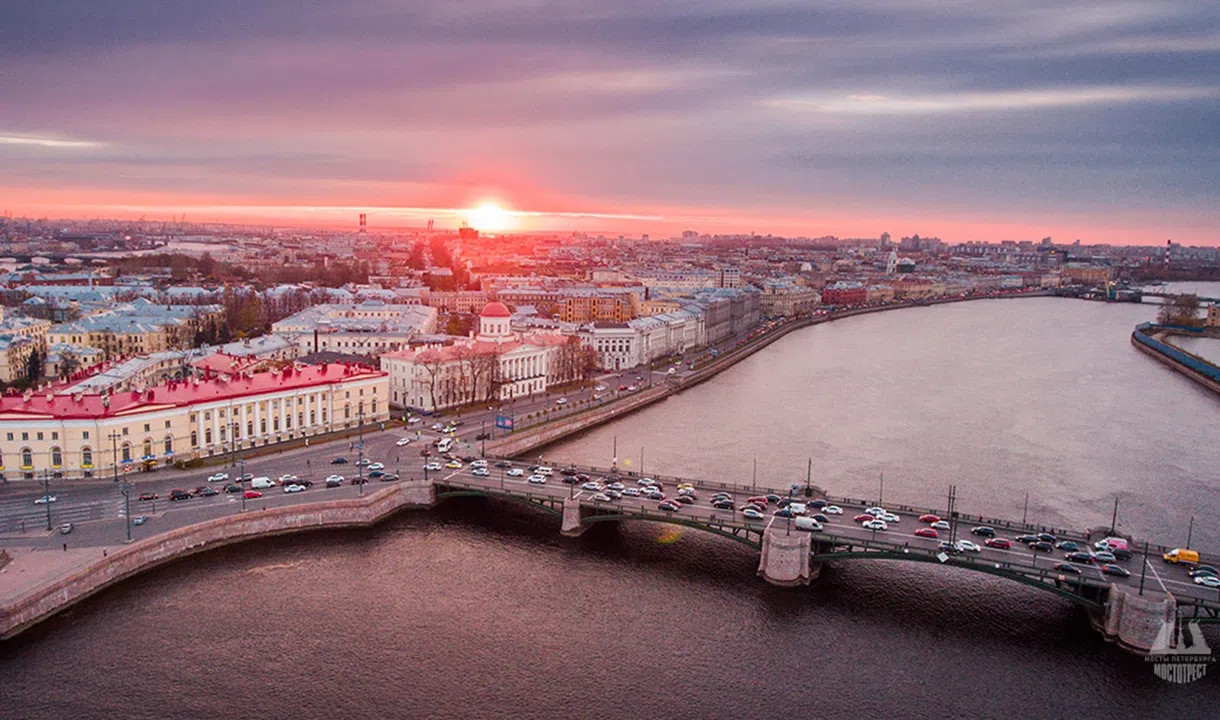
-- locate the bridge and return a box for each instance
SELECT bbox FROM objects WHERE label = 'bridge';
[416,459,1220,656]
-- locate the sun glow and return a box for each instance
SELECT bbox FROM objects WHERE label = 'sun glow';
[466,201,514,232]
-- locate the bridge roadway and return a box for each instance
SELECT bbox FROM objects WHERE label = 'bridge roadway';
[428,462,1219,612]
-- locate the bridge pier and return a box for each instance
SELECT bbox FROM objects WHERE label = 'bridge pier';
[757,526,813,587]
[561,498,588,537]
[1091,585,1178,655]
[399,478,436,507]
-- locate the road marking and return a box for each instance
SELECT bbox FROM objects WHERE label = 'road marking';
[1144,556,1169,593]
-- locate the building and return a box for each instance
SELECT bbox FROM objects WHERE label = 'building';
[1207,305,1220,328]
[47,299,223,360]
[579,323,640,370]
[757,280,819,317]
[0,334,39,384]
[558,290,640,323]
[821,281,867,306]
[0,363,388,480]
[423,289,489,314]
[271,300,438,356]
[1063,264,1112,285]
[381,302,583,412]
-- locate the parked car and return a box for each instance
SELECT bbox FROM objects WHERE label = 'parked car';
[1055,540,1079,551]
[1031,541,1055,553]
[325,477,343,488]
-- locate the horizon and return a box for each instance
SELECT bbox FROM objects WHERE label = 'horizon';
[2,1,1219,246]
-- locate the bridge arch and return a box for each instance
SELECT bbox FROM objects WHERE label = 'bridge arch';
[434,488,562,516]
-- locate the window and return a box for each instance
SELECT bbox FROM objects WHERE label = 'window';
[21,447,32,468]
[205,428,213,445]
[142,439,152,459]
[5,433,10,441]
[344,405,350,419]
[164,436,173,455]
[273,417,280,431]
[144,423,150,433]
[21,432,28,441]
[51,431,58,440]
[260,419,266,434]
[81,447,92,467]
[165,420,171,429]
[123,427,129,436]
[82,431,89,440]
[191,431,198,448]
[50,447,62,467]
[36,432,43,441]
[121,443,131,463]
[247,421,254,436]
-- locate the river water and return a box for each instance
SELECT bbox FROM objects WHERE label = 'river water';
[2,291,1218,718]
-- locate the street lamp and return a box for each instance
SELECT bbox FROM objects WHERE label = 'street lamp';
[42,469,52,531]
[358,407,366,496]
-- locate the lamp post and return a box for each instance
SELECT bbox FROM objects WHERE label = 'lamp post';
[42,469,52,531]
[358,408,366,496]
[110,431,131,542]
[240,456,247,512]
[1187,515,1194,548]
[480,419,486,458]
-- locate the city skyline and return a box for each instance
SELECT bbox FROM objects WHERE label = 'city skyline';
[2,1,1219,244]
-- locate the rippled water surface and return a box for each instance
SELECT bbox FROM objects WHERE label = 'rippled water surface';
[2,292,1218,719]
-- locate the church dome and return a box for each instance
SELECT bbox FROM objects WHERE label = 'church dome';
[480,301,511,318]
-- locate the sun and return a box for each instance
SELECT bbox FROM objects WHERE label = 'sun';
[465,201,514,232]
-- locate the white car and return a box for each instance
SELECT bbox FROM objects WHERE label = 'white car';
[823,505,843,515]
[608,482,625,491]
[622,487,641,497]
[368,462,385,471]
[595,385,606,392]
[424,462,443,471]
[865,506,886,516]
[250,477,275,490]
[955,540,982,553]
[881,513,900,523]
[471,459,487,468]
[34,495,57,505]
[407,417,422,425]
[528,474,546,484]
[536,466,553,476]
[591,492,611,502]
[581,482,601,491]
[283,484,305,494]
[278,474,298,484]
[326,474,345,483]
[556,397,568,405]
[862,519,888,531]
[507,468,524,477]
[431,423,446,431]
[636,478,652,486]
[472,467,489,477]
[627,385,638,391]
[208,472,230,483]
[396,437,412,446]
[1194,575,1220,588]
[931,520,950,531]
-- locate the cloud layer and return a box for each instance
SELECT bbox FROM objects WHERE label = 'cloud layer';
[0,1,1217,242]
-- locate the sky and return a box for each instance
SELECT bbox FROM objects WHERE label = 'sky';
[1,1,1218,244]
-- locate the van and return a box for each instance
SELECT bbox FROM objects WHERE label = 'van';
[251,477,275,490]
[1163,548,1199,564]
[437,438,454,453]
[794,516,822,532]
[536,466,553,476]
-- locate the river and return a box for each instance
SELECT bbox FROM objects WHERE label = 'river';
[1,290,1217,718]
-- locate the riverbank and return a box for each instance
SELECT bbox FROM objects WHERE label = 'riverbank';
[1131,323,1220,396]
[489,290,1055,457]
[0,482,435,640]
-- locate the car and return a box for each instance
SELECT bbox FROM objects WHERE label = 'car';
[349,477,368,486]
[627,385,638,391]
[1054,562,1083,575]
[812,513,829,523]
[764,494,781,504]
[1032,541,1055,553]
[931,520,950,531]
[138,492,158,501]
[956,540,981,552]
[743,508,764,520]
[914,527,939,538]
[863,519,888,531]
[674,495,695,505]
[358,458,372,466]
[278,474,299,484]
[618,385,627,391]
[1101,564,1130,578]
[33,495,57,505]
[1194,575,1220,588]
[647,491,666,501]
[556,397,567,405]
[985,537,1012,549]
[712,500,734,510]
[528,475,546,484]
[199,487,219,497]
[536,467,554,476]
[581,482,601,491]
[250,477,275,490]
[507,468,524,477]
[284,484,306,493]
[451,419,465,427]
[595,385,606,392]
[1112,548,1134,561]
[224,483,243,493]
[1189,566,1219,578]
[419,449,432,457]
[1065,552,1095,563]
[243,490,262,499]
[919,514,941,524]
[1016,534,1039,544]
[748,495,769,506]
[380,473,400,482]
[809,499,828,509]
[853,513,874,524]
[494,461,510,469]
[774,508,794,518]
[325,477,343,488]
[431,423,446,431]
[658,501,681,512]
[396,437,412,446]
[1055,540,1079,551]
[605,489,622,500]
[591,492,612,502]
[331,457,348,464]
[881,513,900,523]
[939,541,962,554]
[368,470,385,479]
[133,515,148,526]
[208,472,230,482]
[971,526,996,537]
[424,462,443,471]
[620,487,640,497]
[59,522,74,534]
[472,467,489,477]
[367,463,385,472]
[407,417,422,425]
[1092,551,1117,563]
[823,505,843,515]
[864,506,886,516]
[795,516,823,532]
[1037,533,1057,543]
[169,490,191,501]
[607,482,625,491]
[470,459,488,468]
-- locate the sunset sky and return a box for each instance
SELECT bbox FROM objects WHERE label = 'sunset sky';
[1,1,1218,244]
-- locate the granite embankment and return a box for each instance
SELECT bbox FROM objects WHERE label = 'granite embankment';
[1131,323,1220,396]
[488,291,1055,458]
[0,482,435,640]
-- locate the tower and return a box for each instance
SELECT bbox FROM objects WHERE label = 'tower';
[359,213,367,234]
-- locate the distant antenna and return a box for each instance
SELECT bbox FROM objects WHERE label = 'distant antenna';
[427,219,434,231]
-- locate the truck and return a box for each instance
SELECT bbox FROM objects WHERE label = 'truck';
[1163,548,1199,564]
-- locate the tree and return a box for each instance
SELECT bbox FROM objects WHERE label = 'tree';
[1158,294,1201,327]
[57,350,81,380]
[24,347,45,383]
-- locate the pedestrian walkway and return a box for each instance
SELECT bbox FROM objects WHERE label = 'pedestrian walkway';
[0,545,118,604]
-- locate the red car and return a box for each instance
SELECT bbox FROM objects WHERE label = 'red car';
[918,514,940,524]
[244,490,262,499]
[854,513,874,524]
[914,527,939,538]
[985,537,1012,550]
[137,492,158,501]
[747,496,769,506]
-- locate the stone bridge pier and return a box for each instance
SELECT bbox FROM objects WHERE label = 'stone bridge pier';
[561,498,590,537]
[1092,585,1178,654]
[757,526,814,586]
[399,478,436,507]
